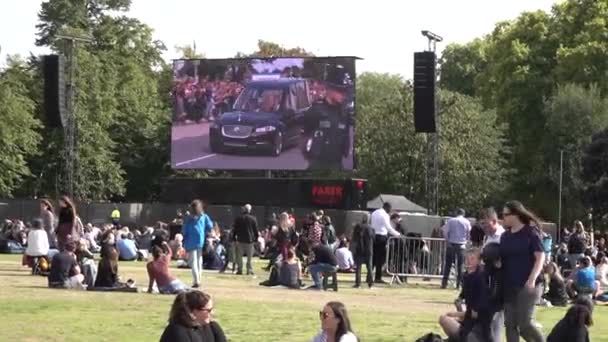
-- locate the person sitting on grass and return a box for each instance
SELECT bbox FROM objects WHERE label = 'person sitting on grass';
[439,248,492,342]
[335,238,355,273]
[547,303,593,342]
[543,262,569,306]
[160,290,226,342]
[47,240,85,290]
[24,219,49,274]
[147,241,188,294]
[117,232,138,261]
[567,256,601,298]
[76,239,97,288]
[279,248,303,288]
[595,252,608,291]
[307,241,338,290]
[94,246,133,289]
[312,301,358,342]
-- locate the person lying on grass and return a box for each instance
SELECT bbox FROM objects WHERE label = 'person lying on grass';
[160,290,226,342]
[147,241,188,294]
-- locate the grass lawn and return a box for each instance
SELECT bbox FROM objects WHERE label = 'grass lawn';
[1,254,607,342]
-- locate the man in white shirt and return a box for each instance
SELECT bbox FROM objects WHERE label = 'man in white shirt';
[441,208,471,289]
[370,202,401,283]
[479,207,505,342]
[479,207,505,247]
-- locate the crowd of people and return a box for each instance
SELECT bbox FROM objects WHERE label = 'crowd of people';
[5,195,608,341]
[435,202,605,342]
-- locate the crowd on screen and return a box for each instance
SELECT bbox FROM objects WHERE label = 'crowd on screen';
[4,196,608,341]
[172,67,341,124]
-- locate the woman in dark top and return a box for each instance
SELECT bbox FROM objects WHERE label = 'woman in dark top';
[547,304,592,342]
[499,201,545,342]
[95,246,120,288]
[543,262,568,306]
[160,291,226,342]
[56,196,77,251]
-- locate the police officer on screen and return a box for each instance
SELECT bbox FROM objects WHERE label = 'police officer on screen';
[305,83,351,170]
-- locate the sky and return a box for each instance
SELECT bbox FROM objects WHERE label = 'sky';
[1,0,559,78]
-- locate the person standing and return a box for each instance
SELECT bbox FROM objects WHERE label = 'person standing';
[232,204,259,276]
[40,199,56,249]
[370,202,401,284]
[351,213,375,288]
[441,208,471,289]
[479,207,506,342]
[182,200,213,288]
[500,201,545,342]
[111,205,121,229]
[56,196,77,251]
[568,221,588,269]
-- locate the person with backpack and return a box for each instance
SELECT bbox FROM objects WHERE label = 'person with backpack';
[351,213,375,288]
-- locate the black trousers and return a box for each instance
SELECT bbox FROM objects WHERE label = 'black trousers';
[373,235,388,281]
[442,243,464,288]
[355,256,373,287]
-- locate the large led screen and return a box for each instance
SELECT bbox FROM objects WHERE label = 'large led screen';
[171,57,356,170]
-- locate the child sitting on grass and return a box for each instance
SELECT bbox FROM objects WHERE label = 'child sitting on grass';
[439,247,493,341]
[568,256,601,299]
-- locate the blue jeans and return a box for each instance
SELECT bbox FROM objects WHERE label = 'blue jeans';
[308,263,337,289]
[160,279,189,294]
[188,249,203,286]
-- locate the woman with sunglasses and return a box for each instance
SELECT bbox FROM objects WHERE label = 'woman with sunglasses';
[160,290,226,342]
[500,201,545,342]
[312,301,358,342]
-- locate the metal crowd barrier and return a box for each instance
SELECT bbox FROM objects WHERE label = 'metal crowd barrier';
[385,236,454,285]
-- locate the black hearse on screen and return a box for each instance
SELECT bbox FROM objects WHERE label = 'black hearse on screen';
[209,78,312,156]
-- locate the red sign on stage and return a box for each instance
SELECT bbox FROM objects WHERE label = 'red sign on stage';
[311,185,344,206]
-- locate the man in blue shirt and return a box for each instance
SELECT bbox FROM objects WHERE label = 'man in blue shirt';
[117,233,138,261]
[441,208,471,289]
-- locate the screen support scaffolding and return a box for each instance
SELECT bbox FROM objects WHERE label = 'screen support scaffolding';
[57,33,93,198]
[422,31,442,216]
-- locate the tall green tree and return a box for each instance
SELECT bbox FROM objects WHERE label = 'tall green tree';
[34,0,170,200]
[236,40,314,58]
[439,39,487,97]
[542,83,608,221]
[0,56,42,196]
[582,129,608,226]
[551,0,608,92]
[356,73,510,212]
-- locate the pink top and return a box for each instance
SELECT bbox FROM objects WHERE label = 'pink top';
[147,249,175,288]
